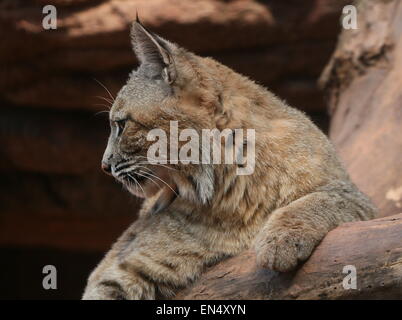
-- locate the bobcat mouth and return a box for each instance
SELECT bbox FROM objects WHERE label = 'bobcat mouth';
[113,161,148,185]
[112,161,175,200]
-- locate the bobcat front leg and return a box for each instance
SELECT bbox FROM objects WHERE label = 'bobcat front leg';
[254,181,376,272]
[82,213,214,300]
[82,254,155,300]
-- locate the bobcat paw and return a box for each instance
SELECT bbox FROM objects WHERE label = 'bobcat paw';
[254,229,317,272]
[82,280,128,300]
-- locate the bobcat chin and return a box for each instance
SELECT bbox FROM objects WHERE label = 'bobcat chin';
[82,19,376,300]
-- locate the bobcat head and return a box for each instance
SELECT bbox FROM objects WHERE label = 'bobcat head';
[101,18,243,214]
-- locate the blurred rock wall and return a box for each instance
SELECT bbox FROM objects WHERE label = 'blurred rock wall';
[0,0,349,251]
[320,0,402,218]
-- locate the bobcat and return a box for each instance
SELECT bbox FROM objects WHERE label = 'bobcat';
[82,19,376,300]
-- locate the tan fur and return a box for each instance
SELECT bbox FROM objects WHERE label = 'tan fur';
[82,21,376,300]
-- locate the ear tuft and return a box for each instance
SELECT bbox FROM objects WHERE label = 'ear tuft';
[130,19,176,84]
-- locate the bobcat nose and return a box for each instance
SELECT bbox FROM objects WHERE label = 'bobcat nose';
[101,162,112,176]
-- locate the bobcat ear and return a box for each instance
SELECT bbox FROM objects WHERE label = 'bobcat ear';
[131,16,176,84]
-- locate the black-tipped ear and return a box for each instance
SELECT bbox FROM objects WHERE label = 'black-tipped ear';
[131,19,176,84]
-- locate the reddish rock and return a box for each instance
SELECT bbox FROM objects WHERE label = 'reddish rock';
[1,0,349,111]
[320,0,402,218]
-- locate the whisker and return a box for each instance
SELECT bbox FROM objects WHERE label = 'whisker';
[127,173,147,197]
[134,165,154,173]
[135,171,161,189]
[116,159,184,176]
[95,95,113,105]
[139,170,178,197]
[94,110,110,117]
[93,78,115,102]
[137,161,178,171]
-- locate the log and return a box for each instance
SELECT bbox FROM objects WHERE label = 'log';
[177,214,402,299]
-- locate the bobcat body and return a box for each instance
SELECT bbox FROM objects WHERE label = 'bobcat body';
[82,20,376,300]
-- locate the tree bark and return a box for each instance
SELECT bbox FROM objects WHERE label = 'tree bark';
[176,214,402,299]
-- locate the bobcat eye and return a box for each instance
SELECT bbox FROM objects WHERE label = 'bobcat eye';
[115,119,127,137]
